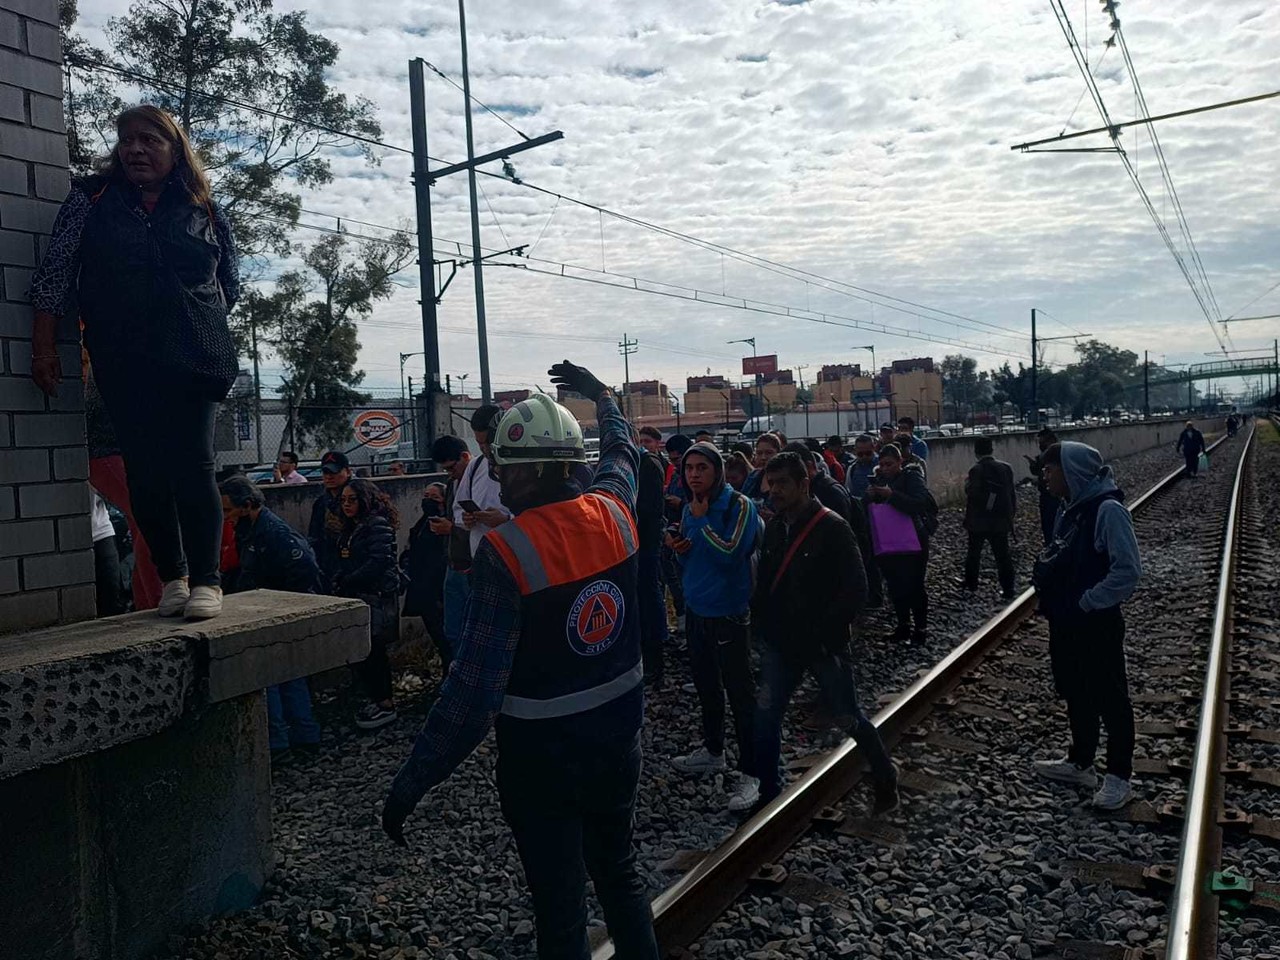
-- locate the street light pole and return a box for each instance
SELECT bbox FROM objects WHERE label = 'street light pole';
[727,336,762,423]
[855,345,876,408]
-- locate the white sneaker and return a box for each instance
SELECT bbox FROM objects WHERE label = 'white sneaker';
[672,746,726,775]
[728,775,760,812]
[184,585,223,620]
[1093,774,1134,811]
[1034,757,1097,788]
[158,579,190,617]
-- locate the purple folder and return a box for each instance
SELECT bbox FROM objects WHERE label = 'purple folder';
[868,502,922,556]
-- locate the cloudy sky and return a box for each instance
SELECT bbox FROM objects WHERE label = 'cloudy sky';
[75,1,1280,400]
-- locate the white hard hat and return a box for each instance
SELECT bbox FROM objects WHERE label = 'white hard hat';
[491,393,587,466]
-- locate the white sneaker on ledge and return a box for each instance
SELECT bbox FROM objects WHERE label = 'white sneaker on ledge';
[1034,757,1097,789]
[184,585,223,620]
[672,746,726,775]
[157,579,190,617]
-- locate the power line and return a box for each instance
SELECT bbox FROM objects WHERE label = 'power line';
[419,58,530,141]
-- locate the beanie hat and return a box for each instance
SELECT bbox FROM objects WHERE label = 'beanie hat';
[680,441,724,499]
[666,433,694,456]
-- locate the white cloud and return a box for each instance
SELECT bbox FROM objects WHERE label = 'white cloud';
[74,0,1280,397]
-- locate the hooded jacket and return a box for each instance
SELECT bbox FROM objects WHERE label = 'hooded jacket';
[678,442,761,618]
[1044,441,1142,614]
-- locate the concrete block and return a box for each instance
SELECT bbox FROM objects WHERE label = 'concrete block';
[0,192,61,232]
[0,374,46,410]
[7,338,77,376]
[24,21,60,63]
[6,0,59,25]
[18,479,88,518]
[0,447,48,483]
[0,301,33,336]
[33,161,68,198]
[0,517,53,556]
[0,10,21,50]
[0,695,271,960]
[55,513,90,550]
[22,548,94,589]
[0,156,27,194]
[45,377,82,412]
[0,413,9,447]
[0,47,62,97]
[0,79,21,120]
[59,581,96,621]
[0,227,36,265]
[0,485,12,518]
[0,557,17,593]
[0,586,58,632]
[12,412,84,447]
[52,445,86,480]
[3,264,33,300]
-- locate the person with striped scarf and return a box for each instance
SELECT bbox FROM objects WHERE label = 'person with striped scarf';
[668,441,764,812]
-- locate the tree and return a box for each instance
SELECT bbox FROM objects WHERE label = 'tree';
[262,232,414,453]
[990,362,1030,414]
[61,0,382,265]
[940,354,992,418]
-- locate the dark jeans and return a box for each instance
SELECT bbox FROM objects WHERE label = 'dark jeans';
[93,536,126,616]
[92,361,222,587]
[659,545,685,618]
[754,642,894,801]
[686,612,756,773]
[354,594,397,703]
[879,544,929,634]
[1048,608,1134,779]
[496,730,659,960]
[1038,490,1058,545]
[964,531,1014,595]
[1183,452,1200,477]
[637,550,667,681]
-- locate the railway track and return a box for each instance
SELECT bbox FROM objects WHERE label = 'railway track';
[593,424,1278,959]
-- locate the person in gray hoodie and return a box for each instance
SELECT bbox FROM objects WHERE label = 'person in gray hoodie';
[1031,441,1142,811]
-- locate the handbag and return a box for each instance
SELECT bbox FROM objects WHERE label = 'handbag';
[1197,451,1210,473]
[868,502,923,556]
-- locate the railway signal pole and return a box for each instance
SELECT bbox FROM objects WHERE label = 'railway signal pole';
[618,333,637,420]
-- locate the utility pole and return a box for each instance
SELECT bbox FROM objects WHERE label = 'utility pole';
[618,333,637,420]
[249,316,263,463]
[855,345,876,411]
[1143,350,1150,419]
[457,0,491,401]
[1274,339,1278,404]
[407,376,415,458]
[727,336,762,423]
[1030,308,1038,427]
[795,364,809,390]
[408,60,442,459]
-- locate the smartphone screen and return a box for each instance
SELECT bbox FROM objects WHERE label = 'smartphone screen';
[457,499,481,513]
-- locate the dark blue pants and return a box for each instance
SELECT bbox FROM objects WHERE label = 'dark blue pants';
[267,679,321,750]
[686,612,756,773]
[637,550,667,681]
[496,731,659,960]
[658,545,685,617]
[754,643,893,801]
[1038,491,1058,545]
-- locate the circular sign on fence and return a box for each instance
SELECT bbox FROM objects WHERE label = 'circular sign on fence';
[353,410,401,448]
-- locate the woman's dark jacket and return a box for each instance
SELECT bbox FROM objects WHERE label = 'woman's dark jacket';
[335,512,400,598]
[30,176,240,395]
[869,463,938,544]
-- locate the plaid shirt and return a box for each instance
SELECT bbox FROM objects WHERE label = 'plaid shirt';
[388,394,638,809]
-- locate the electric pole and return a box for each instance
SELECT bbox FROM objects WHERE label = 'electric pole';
[1030,308,1038,426]
[618,333,637,420]
[457,0,491,401]
[249,315,263,463]
[409,60,442,459]
[1143,350,1150,419]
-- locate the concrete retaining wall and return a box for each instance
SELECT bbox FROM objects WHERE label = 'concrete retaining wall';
[913,417,1221,504]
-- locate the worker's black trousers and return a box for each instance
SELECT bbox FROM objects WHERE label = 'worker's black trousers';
[496,730,660,960]
[1048,607,1135,780]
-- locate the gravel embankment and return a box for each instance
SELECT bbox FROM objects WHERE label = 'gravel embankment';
[161,440,1213,960]
[692,430,1273,960]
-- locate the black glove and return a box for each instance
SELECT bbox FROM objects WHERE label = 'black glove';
[548,360,609,403]
[381,793,413,847]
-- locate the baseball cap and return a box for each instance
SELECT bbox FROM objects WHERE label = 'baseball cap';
[320,451,350,473]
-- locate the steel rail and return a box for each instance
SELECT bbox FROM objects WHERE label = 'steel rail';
[1166,425,1255,959]
[592,433,1234,959]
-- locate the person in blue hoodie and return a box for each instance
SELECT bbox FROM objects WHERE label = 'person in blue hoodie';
[1032,441,1142,811]
[668,441,763,813]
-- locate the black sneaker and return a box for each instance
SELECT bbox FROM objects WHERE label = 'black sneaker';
[871,766,900,816]
[355,702,397,731]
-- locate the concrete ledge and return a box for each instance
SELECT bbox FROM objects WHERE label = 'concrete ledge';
[0,590,369,780]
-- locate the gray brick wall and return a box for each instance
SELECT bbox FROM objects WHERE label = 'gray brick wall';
[0,0,93,634]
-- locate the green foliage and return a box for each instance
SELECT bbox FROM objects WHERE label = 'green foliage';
[61,0,382,265]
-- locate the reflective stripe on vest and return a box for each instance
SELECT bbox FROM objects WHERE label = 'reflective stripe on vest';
[486,491,637,597]
[500,660,643,719]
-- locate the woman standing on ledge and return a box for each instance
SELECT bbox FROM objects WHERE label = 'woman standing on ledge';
[30,105,239,621]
